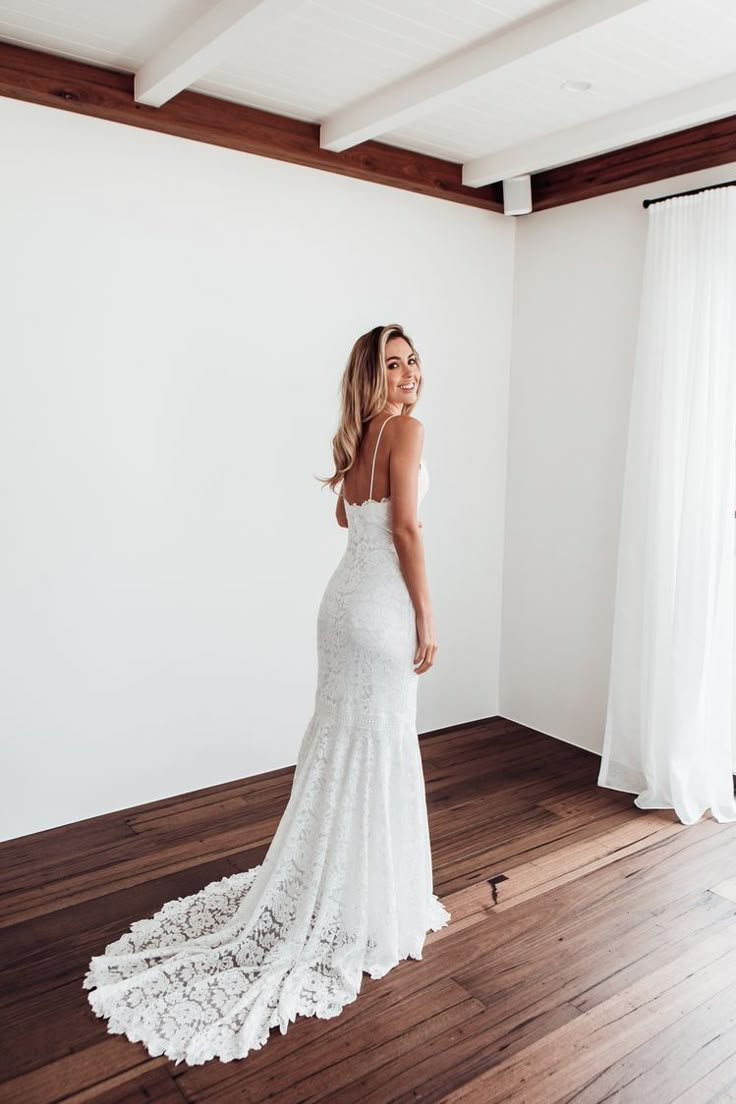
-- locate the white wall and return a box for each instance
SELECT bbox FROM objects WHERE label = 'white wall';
[501,160,736,755]
[0,96,515,840]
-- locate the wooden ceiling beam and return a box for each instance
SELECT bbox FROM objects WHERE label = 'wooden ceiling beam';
[320,0,650,153]
[2,39,734,215]
[464,71,736,187]
[531,111,736,210]
[0,41,503,213]
[135,0,305,108]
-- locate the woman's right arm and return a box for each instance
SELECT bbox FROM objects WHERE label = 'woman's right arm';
[389,418,438,675]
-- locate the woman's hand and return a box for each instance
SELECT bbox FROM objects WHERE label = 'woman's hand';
[414,612,438,674]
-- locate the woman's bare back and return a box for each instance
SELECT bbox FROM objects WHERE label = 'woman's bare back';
[341,414,400,507]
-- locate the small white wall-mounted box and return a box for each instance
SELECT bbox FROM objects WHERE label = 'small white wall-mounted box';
[502,175,532,216]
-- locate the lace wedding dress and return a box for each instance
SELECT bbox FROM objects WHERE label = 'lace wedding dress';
[84,413,450,1065]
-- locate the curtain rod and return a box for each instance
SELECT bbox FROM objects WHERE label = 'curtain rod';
[642,179,736,209]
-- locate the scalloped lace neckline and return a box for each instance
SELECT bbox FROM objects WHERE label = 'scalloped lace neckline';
[344,495,391,510]
[344,462,424,510]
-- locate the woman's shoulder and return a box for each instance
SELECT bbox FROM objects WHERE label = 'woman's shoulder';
[390,414,424,441]
[364,412,423,446]
[384,412,423,432]
[381,415,423,464]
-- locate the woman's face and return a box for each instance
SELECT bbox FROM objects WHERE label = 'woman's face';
[384,336,421,408]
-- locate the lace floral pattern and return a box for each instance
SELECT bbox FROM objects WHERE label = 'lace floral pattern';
[84,459,449,1065]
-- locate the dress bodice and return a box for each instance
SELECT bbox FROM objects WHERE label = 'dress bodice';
[343,460,429,546]
[342,415,428,549]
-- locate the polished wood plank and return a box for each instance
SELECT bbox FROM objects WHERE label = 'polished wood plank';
[711,877,736,903]
[30,1067,184,1104]
[179,978,482,1104]
[0,1039,165,1104]
[1,718,734,1104]
[672,1047,736,1104]
[442,930,736,1104]
[327,841,735,1102]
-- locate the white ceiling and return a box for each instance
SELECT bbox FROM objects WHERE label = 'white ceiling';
[2,0,736,185]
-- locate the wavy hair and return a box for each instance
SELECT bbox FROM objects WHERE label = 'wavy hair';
[318,323,423,494]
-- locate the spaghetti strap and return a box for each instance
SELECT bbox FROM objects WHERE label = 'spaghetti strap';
[368,414,399,501]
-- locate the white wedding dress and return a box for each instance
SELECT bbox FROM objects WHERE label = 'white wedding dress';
[84,414,450,1065]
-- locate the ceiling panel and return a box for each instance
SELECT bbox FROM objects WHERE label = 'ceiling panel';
[1,0,735,174]
[196,0,554,121]
[0,0,212,69]
[385,0,736,160]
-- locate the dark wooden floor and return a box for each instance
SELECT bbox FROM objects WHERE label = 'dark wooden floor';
[1,718,735,1104]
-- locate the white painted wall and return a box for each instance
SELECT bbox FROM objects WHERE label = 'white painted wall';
[501,160,736,755]
[0,96,514,840]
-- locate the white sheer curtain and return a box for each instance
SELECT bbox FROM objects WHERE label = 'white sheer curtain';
[598,185,736,825]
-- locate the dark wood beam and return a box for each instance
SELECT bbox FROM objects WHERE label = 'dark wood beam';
[532,113,736,210]
[0,40,504,212]
[4,38,733,215]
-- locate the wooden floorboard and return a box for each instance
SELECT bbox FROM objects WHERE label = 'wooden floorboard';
[0,718,734,1104]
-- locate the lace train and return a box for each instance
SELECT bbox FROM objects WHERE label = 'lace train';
[83,709,450,1065]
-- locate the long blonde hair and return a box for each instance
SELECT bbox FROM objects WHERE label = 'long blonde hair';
[318,323,423,494]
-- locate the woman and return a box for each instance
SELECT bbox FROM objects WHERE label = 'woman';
[84,322,450,1065]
